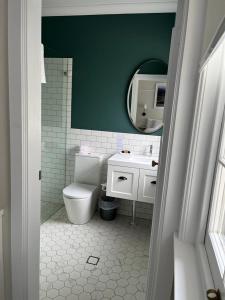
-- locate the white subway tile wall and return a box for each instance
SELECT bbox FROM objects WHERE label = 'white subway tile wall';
[42,57,161,220]
[42,58,68,128]
[65,129,160,219]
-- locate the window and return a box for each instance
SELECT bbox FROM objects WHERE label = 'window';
[206,118,225,294]
[205,34,225,296]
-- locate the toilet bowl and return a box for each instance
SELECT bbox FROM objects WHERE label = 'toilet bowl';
[63,183,99,224]
[63,152,103,224]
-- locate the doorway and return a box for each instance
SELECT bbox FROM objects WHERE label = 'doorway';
[8,1,178,300]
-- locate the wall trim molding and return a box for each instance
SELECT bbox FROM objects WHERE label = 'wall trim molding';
[42,0,177,16]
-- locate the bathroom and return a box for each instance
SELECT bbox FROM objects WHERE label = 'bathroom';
[40,13,175,300]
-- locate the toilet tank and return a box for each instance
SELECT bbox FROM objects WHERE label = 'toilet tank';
[74,153,103,186]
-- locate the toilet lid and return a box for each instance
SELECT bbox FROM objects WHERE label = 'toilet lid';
[63,183,97,199]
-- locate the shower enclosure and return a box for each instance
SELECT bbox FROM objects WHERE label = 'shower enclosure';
[41,58,72,223]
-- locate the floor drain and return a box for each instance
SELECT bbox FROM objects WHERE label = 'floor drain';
[86,256,100,266]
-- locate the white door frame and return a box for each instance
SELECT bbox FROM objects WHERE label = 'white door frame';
[8,0,42,299]
[7,1,184,299]
[42,0,177,16]
[146,0,189,297]
[147,0,208,299]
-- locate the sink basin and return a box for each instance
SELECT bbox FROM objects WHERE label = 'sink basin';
[108,153,158,170]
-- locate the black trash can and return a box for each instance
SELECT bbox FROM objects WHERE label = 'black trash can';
[99,196,119,221]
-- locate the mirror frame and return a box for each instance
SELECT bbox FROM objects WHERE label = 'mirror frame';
[127,58,168,134]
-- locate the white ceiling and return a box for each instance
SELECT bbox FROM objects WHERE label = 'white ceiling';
[42,0,177,16]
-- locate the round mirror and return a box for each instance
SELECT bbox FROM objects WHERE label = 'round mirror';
[127,59,167,134]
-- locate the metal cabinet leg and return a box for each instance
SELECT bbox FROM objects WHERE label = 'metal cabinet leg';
[131,200,136,225]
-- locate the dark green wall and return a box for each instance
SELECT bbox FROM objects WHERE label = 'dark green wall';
[42,14,175,135]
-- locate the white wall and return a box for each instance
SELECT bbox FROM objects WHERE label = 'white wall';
[202,0,225,55]
[0,0,12,299]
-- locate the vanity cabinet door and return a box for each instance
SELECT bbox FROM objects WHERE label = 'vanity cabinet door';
[138,169,156,203]
[106,165,139,200]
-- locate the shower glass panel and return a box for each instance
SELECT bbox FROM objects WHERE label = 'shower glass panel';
[41,58,72,223]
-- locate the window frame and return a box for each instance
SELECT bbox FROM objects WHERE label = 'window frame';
[177,17,225,298]
[205,108,225,296]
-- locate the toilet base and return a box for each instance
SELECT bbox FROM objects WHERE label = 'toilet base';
[63,188,99,225]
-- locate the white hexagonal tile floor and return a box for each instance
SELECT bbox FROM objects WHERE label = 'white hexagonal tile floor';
[41,200,63,224]
[40,207,151,300]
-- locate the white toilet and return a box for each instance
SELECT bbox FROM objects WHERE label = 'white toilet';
[63,152,103,224]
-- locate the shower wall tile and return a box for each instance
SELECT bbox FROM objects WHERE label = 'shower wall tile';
[41,127,66,204]
[42,58,67,128]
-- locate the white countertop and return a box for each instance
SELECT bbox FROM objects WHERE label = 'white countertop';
[107,153,159,170]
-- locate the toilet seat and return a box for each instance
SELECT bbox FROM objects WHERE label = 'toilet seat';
[63,183,97,199]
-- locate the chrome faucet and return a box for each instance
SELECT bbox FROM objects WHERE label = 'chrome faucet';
[145,144,153,156]
[149,145,153,155]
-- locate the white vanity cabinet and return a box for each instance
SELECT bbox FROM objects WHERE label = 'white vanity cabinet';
[106,154,158,204]
[138,169,156,203]
[107,165,139,200]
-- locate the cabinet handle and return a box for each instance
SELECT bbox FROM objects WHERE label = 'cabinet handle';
[118,176,127,181]
[152,160,159,167]
[151,180,156,184]
[207,289,221,300]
